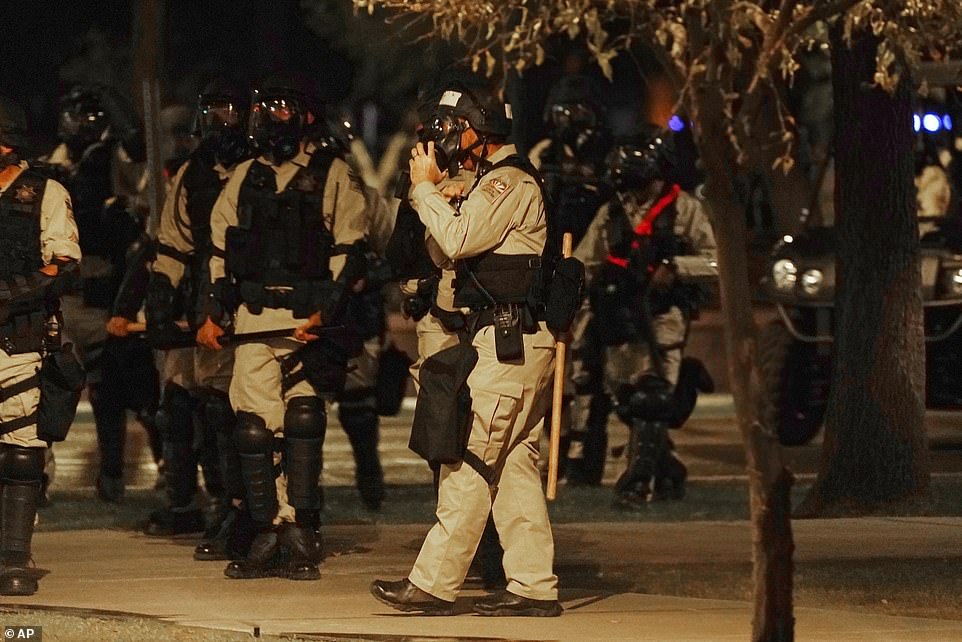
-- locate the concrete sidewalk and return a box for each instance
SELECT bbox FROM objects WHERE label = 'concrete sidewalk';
[5,518,962,641]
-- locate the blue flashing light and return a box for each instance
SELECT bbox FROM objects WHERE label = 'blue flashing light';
[943,114,954,131]
[922,113,941,132]
[668,114,685,132]
[913,114,921,132]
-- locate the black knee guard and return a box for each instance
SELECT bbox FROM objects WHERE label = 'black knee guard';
[614,376,674,500]
[338,399,384,509]
[157,382,198,508]
[204,389,243,501]
[235,412,278,524]
[284,397,326,511]
[0,446,44,560]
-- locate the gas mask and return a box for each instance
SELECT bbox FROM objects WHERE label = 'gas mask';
[249,96,309,163]
[606,141,665,191]
[196,100,249,166]
[423,114,488,175]
[549,103,598,149]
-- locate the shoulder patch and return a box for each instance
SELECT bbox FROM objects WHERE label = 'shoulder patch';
[14,183,38,203]
[479,176,510,201]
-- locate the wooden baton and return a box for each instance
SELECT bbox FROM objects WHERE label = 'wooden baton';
[546,232,573,501]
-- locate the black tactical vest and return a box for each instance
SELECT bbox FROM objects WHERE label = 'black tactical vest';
[226,150,337,316]
[452,156,548,311]
[0,169,45,279]
[0,169,48,354]
[179,151,225,315]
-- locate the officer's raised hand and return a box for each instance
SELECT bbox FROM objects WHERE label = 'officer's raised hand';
[196,316,225,351]
[294,311,322,342]
[409,141,446,186]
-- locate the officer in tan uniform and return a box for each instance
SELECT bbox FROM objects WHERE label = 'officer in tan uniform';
[197,73,368,581]
[115,80,252,547]
[371,80,561,617]
[0,97,82,595]
[574,127,717,507]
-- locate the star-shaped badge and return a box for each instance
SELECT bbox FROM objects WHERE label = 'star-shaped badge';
[14,183,37,203]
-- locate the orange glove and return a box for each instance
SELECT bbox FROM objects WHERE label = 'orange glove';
[293,311,323,342]
[196,317,225,351]
[106,316,131,337]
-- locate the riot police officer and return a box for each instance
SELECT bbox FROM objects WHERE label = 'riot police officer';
[197,73,369,581]
[574,126,717,507]
[119,80,253,546]
[372,78,562,617]
[529,75,613,486]
[0,97,82,595]
[46,85,161,502]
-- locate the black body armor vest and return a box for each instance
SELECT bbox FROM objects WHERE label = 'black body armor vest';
[0,169,48,354]
[0,170,45,279]
[226,150,337,317]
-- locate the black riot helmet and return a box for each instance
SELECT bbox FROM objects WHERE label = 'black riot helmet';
[606,126,677,191]
[0,96,28,169]
[249,72,326,163]
[423,78,513,174]
[58,85,109,152]
[544,75,606,148]
[194,78,250,166]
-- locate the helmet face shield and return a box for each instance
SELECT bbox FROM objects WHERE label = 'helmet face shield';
[197,101,244,138]
[549,103,598,134]
[248,94,312,161]
[607,141,663,190]
[58,108,106,144]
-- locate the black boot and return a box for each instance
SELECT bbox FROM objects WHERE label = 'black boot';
[653,449,688,501]
[614,420,665,509]
[224,527,282,579]
[278,522,321,580]
[194,505,257,561]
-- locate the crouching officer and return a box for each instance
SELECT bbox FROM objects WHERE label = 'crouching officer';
[0,97,82,595]
[129,80,254,549]
[197,73,369,581]
[574,126,717,507]
[371,79,563,617]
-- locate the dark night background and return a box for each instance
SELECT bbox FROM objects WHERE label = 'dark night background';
[0,0,660,160]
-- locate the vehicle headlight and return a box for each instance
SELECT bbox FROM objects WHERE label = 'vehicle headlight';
[943,268,962,297]
[772,259,797,291]
[800,269,824,295]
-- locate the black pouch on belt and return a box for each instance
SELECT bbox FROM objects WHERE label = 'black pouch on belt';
[37,343,86,442]
[493,303,524,362]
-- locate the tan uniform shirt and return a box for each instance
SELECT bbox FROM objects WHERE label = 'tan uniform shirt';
[209,144,369,333]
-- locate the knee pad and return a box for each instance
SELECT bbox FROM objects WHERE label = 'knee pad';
[157,382,195,443]
[284,397,326,511]
[0,446,45,485]
[234,411,278,523]
[202,389,236,435]
[619,376,676,424]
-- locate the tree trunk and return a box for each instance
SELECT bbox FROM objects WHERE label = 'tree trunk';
[692,86,795,642]
[798,28,929,516]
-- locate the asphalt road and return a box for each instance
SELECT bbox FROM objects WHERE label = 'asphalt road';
[47,394,962,494]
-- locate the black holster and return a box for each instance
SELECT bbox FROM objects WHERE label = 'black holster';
[37,343,86,443]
